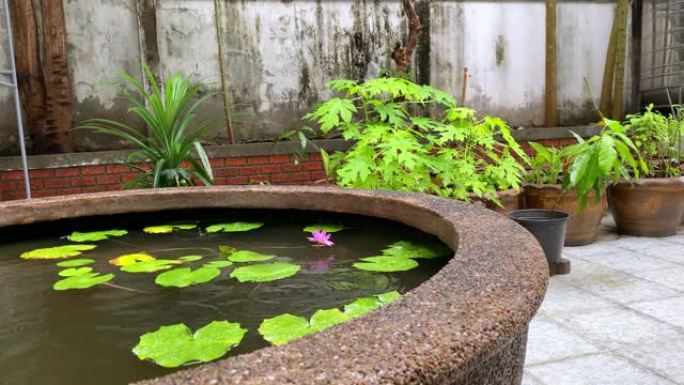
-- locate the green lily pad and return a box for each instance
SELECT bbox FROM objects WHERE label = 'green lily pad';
[155,267,221,288]
[21,244,97,260]
[218,245,236,257]
[381,240,451,260]
[227,250,275,263]
[352,256,419,272]
[259,291,401,346]
[53,272,114,290]
[230,262,300,283]
[303,224,345,233]
[67,230,127,242]
[58,267,93,277]
[203,260,233,269]
[121,259,180,273]
[56,258,95,267]
[178,255,203,262]
[206,222,264,233]
[132,320,247,368]
[109,253,156,266]
[143,224,197,234]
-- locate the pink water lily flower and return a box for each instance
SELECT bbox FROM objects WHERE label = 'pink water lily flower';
[307,230,335,247]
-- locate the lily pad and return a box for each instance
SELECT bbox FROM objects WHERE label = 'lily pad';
[121,259,180,273]
[155,267,221,288]
[218,245,236,257]
[143,224,197,234]
[203,260,233,269]
[352,256,419,272]
[382,240,451,260]
[109,253,156,266]
[132,320,247,368]
[259,291,401,346]
[58,267,93,277]
[67,230,127,242]
[53,272,114,290]
[303,224,345,233]
[21,244,97,260]
[56,258,95,267]
[230,262,300,283]
[227,250,275,263]
[206,222,264,233]
[178,255,203,262]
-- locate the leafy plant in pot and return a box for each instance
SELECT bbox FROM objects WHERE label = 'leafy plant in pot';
[509,119,641,274]
[608,104,684,236]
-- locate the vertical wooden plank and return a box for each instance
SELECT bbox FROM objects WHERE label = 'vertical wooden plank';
[213,0,235,144]
[600,7,618,115]
[612,0,629,120]
[545,0,558,126]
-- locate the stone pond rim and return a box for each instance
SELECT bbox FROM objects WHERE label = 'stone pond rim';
[0,186,549,385]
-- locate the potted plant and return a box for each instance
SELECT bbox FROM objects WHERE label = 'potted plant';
[608,104,684,236]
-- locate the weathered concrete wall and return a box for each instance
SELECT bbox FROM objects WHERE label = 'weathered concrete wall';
[0,0,18,155]
[0,0,624,154]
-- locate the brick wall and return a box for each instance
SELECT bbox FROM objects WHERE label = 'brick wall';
[0,153,325,201]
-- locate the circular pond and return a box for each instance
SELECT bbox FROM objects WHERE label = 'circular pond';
[0,186,548,385]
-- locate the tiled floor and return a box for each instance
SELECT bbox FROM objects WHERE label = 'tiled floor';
[524,218,684,385]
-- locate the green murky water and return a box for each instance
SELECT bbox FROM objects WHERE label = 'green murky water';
[0,209,450,385]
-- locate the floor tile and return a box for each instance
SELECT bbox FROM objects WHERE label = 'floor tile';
[525,318,603,365]
[536,279,614,317]
[575,249,679,273]
[620,337,684,383]
[640,244,684,265]
[608,236,680,251]
[522,371,546,385]
[631,266,684,292]
[628,297,684,329]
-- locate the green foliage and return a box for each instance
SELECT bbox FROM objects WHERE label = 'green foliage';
[67,230,128,242]
[56,258,95,267]
[109,253,156,266]
[121,259,181,273]
[206,222,264,233]
[21,245,97,260]
[229,262,301,282]
[155,267,221,288]
[53,272,114,290]
[178,255,203,262]
[295,77,529,203]
[352,256,419,272]
[143,224,197,234]
[76,64,215,188]
[381,240,451,260]
[525,143,567,185]
[258,291,400,346]
[203,260,233,269]
[58,267,93,277]
[132,321,247,368]
[624,104,683,178]
[302,224,345,233]
[227,250,275,263]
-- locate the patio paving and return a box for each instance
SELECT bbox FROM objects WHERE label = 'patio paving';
[523,217,684,385]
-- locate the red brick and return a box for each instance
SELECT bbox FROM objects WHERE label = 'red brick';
[96,175,121,185]
[1,171,24,180]
[212,177,228,185]
[225,157,246,166]
[225,176,248,185]
[302,162,323,171]
[216,168,239,177]
[0,181,16,192]
[55,167,81,177]
[29,179,44,189]
[209,158,224,167]
[268,154,291,164]
[289,172,311,181]
[309,152,323,161]
[53,188,83,196]
[249,176,270,184]
[83,186,117,193]
[238,166,261,176]
[559,138,578,147]
[3,191,28,200]
[120,174,139,183]
[29,169,54,178]
[311,171,327,181]
[260,165,281,174]
[106,164,132,174]
[282,163,304,172]
[247,156,269,165]
[44,178,70,189]
[270,173,291,183]
[71,176,97,187]
[82,165,107,175]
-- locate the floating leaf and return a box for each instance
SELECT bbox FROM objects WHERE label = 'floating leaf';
[206,222,264,233]
[53,272,114,290]
[218,245,236,257]
[203,260,233,269]
[56,258,95,267]
[325,270,391,292]
[178,255,203,262]
[227,250,275,263]
[155,267,221,288]
[21,245,97,260]
[353,256,419,272]
[67,230,128,242]
[121,259,180,273]
[381,240,451,260]
[230,262,300,283]
[109,253,156,266]
[58,267,93,277]
[303,224,345,233]
[143,224,197,234]
[132,321,247,368]
[259,291,400,346]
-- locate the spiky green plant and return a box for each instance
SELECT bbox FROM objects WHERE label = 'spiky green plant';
[77,65,215,188]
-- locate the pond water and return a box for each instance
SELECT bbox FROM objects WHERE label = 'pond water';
[0,209,451,385]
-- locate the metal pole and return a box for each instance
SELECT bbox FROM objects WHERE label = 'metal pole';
[2,0,31,199]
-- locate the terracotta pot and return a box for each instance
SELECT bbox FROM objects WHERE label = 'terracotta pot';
[470,188,523,214]
[524,184,607,246]
[608,178,684,237]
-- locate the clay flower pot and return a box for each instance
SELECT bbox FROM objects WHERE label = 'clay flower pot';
[608,177,684,237]
[524,184,607,246]
[469,188,523,214]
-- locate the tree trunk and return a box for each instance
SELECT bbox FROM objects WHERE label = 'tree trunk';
[392,0,422,74]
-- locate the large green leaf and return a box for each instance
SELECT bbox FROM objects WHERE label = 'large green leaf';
[381,240,451,260]
[178,255,203,262]
[132,321,247,368]
[302,224,345,233]
[67,230,128,242]
[155,267,221,288]
[227,250,275,263]
[56,258,95,267]
[143,224,197,234]
[21,245,97,260]
[109,253,156,266]
[206,222,264,233]
[121,259,181,273]
[58,267,93,277]
[353,256,419,272]
[53,272,114,290]
[230,262,301,283]
[203,260,233,269]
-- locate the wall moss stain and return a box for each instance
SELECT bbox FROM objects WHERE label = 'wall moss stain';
[495,34,505,67]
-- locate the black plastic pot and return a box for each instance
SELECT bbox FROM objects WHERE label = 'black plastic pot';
[508,209,570,272]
